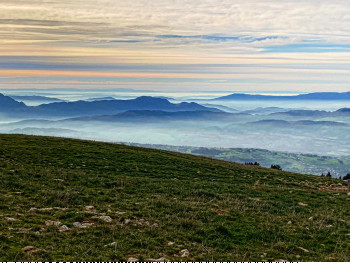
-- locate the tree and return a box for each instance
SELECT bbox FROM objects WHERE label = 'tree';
[271,164,282,170]
[343,173,350,180]
[326,172,331,178]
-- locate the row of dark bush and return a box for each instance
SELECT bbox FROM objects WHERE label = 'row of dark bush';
[244,162,283,171]
[245,162,350,180]
[321,172,350,180]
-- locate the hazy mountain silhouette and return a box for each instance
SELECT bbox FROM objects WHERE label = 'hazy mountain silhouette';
[214,92,350,100]
[62,110,235,123]
[0,94,221,118]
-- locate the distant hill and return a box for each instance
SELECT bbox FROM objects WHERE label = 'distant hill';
[85,97,116,102]
[0,93,27,111]
[1,134,349,261]
[0,94,220,118]
[271,108,350,118]
[9,95,65,103]
[64,110,235,123]
[247,119,347,127]
[214,92,350,100]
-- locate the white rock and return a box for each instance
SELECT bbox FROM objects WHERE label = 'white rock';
[6,217,17,222]
[180,249,189,257]
[167,241,175,246]
[105,241,118,247]
[45,220,62,227]
[308,217,313,221]
[127,257,139,262]
[59,225,70,232]
[73,222,85,228]
[85,205,95,210]
[116,211,126,215]
[93,215,112,223]
[287,221,292,225]
[298,202,308,207]
[298,247,309,253]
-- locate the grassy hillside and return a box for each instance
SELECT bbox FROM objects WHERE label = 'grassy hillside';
[127,143,350,177]
[0,134,349,261]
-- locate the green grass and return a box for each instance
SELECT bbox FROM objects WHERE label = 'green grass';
[0,134,349,261]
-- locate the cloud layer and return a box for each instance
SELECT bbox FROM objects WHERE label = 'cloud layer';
[1,0,350,92]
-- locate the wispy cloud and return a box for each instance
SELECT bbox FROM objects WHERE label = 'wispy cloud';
[1,0,350,92]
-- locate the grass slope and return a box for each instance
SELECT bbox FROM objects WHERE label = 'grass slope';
[127,144,350,177]
[0,134,349,261]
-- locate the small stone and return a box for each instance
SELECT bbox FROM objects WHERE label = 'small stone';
[298,202,308,207]
[326,224,333,228]
[298,247,309,253]
[54,179,64,182]
[296,255,301,259]
[45,220,62,227]
[21,246,36,252]
[308,217,313,221]
[167,241,175,246]
[38,207,53,211]
[93,215,112,223]
[151,223,159,228]
[116,211,126,215]
[148,257,168,262]
[6,217,17,222]
[127,257,139,262]
[85,205,95,210]
[59,225,70,232]
[105,241,118,247]
[287,221,292,225]
[124,219,131,225]
[73,222,94,228]
[180,249,189,257]
[73,222,85,229]
[29,207,37,212]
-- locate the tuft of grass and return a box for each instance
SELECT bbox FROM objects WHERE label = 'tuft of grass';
[0,134,349,261]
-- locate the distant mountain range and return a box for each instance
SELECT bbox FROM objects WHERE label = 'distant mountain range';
[214,92,350,100]
[9,95,65,103]
[0,94,220,118]
[248,119,348,127]
[63,110,235,123]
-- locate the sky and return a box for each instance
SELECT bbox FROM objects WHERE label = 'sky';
[1,0,350,93]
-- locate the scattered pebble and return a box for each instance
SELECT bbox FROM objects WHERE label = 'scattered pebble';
[124,219,131,225]
[105,241,118,247]
[308,217,314,221]
[85,205,95,211]
[116,211,126,215]
[73,222,94,229]
[326,225,333,228]
[21,246,40,254]
[45,220,62,227]
[92,215,112,223]
[167,241,175,246]
[287,221,292,225]
[6,217,17,222]
[147,257,168,262]
[298,202,308,207]
[298,247,309,253]
[127,257,139,262]
[59,225,70,232]
[180,249,189,257]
